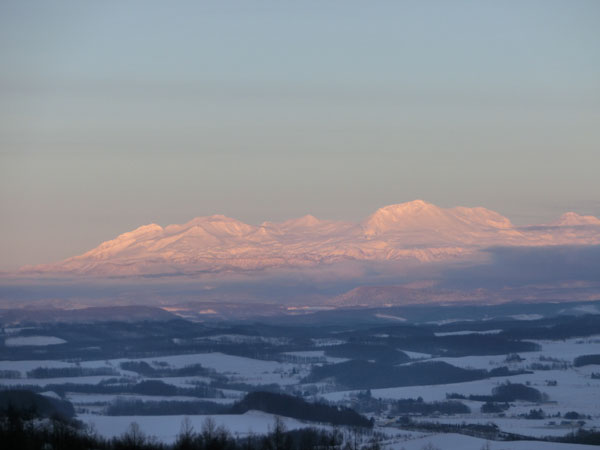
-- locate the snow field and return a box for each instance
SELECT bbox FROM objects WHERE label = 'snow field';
[80,410,328,443]
[4,336,67,346]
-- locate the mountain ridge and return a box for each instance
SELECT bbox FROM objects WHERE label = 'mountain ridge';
[21,200,600,277]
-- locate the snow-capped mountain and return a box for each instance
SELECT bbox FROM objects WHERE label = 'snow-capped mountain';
[22,200,600,276]
[552,212,600,227]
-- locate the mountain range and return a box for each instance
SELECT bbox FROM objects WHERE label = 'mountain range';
[22,200,600,277]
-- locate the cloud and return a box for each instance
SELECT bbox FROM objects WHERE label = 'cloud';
[441,245,600,288]
[3,245,600,308]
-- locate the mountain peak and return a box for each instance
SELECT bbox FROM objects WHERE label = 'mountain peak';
[185,214,240,224]
[555,212,600,226]
[380,199,434,212]
[280,214,323,228]
[363,200,512,236]
[363,200,443,235]
[115,223,163,240]
[180,215,256,236]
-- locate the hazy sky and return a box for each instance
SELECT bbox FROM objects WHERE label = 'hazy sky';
[1,0,599,270]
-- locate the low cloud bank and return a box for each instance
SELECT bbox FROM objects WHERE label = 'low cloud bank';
[2,245,600,308]
[441,245,600,288]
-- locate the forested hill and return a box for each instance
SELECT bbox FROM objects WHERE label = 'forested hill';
[230,392,372,428]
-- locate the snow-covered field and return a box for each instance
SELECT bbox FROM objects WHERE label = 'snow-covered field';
[2,325,599,447]
[434,329,503,337]
[384,433,599,450]
[4,336,67,346]
[80,410,326,443]
[320,337,600,440]
[79,413,600,450]
[104,352,306,386]
[0,375,118,387]
[282,350,348,363]
[0,351,309,386]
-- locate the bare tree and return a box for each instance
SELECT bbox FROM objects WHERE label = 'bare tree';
[175,417,196,450]
[120,422,146,449]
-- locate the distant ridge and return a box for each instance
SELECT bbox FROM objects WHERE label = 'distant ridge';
[0,305,176,324]
[20,200,600,277]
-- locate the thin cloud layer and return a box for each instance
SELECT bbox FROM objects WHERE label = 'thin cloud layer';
[442,244,600,288]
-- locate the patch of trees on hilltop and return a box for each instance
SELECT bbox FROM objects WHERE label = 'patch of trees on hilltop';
[103,391,372,428]
[27,366,118,378]
[573,354,600,367]
[384,334,540,357]
[491,382,547,402]
[448,381,547,403]
[230,392,373,428]
[0,390,74,420]
[8,379,222,399]
[305,360,523,390]
[500,315,600,340]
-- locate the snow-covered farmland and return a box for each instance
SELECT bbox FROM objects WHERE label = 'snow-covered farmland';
[4,336,66,346]
[2,312,600,447]
[434,329,503,337]
[384,433,599,450]
[106,352,306,386]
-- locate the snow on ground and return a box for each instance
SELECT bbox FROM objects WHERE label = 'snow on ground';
[566,305,600,315]
[88,352,305,385]
[39,391,62,400]
[282,350,326,358]
[403,336,600,372]
[0,351,310,386]
[3,335,599,446]
[511,315,545,321]
[321,377,504,403]
[0,375,117,387]
[525,336,600,361]
[115,352,304,386]
[425,319,475,325]
[2,327,35,335]
[323,368,595,411]
[501,370,600,418]
[79,411,327,443]
[413,417,586,438]
[321,365,600,438]
[282,350,348,364]
[311,338,346,347]
[434,329,503,337]
[142,375,213,388]
[4,336,66,346]
[400,349,432,359]
[0,359,75,376]
[195,335,290,345]
[412,354,507,370]
[374,313,407,321]
[384,432,599,450]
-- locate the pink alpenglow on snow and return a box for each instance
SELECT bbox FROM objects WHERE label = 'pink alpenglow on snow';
[20,200,600,277]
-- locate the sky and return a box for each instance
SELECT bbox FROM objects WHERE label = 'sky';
[1,0,599,270]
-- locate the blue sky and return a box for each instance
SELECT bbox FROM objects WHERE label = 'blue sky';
[1,0,599,269]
